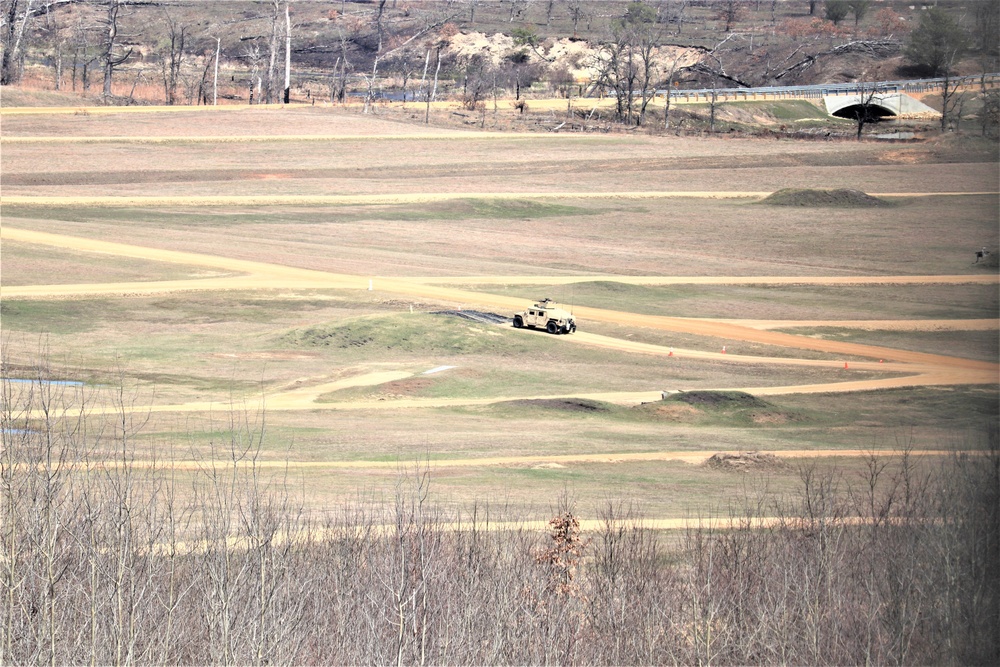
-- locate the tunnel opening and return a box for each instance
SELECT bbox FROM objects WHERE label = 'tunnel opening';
[831,104,897,122]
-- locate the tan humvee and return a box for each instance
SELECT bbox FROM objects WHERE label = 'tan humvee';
[512,299,577,334]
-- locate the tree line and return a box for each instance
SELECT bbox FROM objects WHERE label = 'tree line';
[2,2,997,123]
[1,367,997,665]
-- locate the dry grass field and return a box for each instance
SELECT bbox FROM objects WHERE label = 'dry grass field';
[1,104,998,518]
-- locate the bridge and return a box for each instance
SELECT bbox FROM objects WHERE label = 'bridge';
[655,73,1000,118]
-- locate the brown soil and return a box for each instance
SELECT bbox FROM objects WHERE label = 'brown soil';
[704,451,789,470]
[376,377,434,398]
[210,351,320,360]
[750,412,791,425]
[650,404,702,421]
[120,449,968,472]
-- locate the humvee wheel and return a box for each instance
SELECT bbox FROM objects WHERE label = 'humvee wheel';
[513,315,523,328]
[569,323,576,334]
[546,321,559,334]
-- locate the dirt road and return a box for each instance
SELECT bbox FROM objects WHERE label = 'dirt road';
[4,225,997,414]
[110,448,964,472]
[3,191,995,208]
[706,318,998,331]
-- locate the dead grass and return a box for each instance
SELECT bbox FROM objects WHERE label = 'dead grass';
[0,239,233,286]
[4,193,998,281]
[1,106,997,517]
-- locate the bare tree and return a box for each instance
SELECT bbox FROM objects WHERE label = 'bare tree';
[848,0,871,27]
[687,33,748,131]
[365,14,456,115]
[507,0,529,23]
[282,1,290,103]
[662,54,682,129]
[977,84,1000,139]
[662,0,688,35]
[849,75,888,139]
[241,42,264,104]
[159,12,185,105]
[362,0,388,113]
[68,11,100,93]
[101,0,132,100]
[567,0,586,36]
[939,67,964,132]
[1,0,34,84]
[771,39,898,84]
[425,45,441,124]
[593,2,662,126]
[263,0,283,104]
[39,9,68,90]
[327,22,352,104]
[718,0,746,32]
[2,347,996,665]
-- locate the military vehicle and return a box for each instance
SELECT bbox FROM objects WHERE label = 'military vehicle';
[512,299,577,334]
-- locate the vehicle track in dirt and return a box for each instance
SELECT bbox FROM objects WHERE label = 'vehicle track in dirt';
[111,449,964,472]
[4,225,997,415]
[706,318,998,331]
[3,191,995,207]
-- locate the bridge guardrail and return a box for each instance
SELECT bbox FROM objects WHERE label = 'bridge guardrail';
[650,73,1000,103]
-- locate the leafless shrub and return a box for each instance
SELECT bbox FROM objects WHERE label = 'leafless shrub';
[2,356,996,664]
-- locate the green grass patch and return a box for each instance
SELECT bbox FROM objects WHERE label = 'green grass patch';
[761,100,830,120]
[774,386,1000,436]
[759,188,895,208]
[0,88,92,107]
[282,313,536,356]
[3,206,307,228]
[666,390,771,408]
[0,198,598,229]
[458,198,593,220]
[315,366,572,403]
[0,295,336,335]
[0,299,107,334]
[636,390,804,427]
[772,327,1000,362]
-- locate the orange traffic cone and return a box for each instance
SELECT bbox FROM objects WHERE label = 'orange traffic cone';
[668,348,674,357]
[844,362,849,369]
[721,346,727,354]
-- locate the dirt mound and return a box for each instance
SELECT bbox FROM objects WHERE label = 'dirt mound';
[760,188,893,208]
[666,391,771,409]
[704,451,788,471]
[973,249,999,269]
[505,398,610,413]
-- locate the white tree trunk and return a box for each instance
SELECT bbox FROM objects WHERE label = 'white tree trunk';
[213,37,220,106]
[283,3,291,103]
